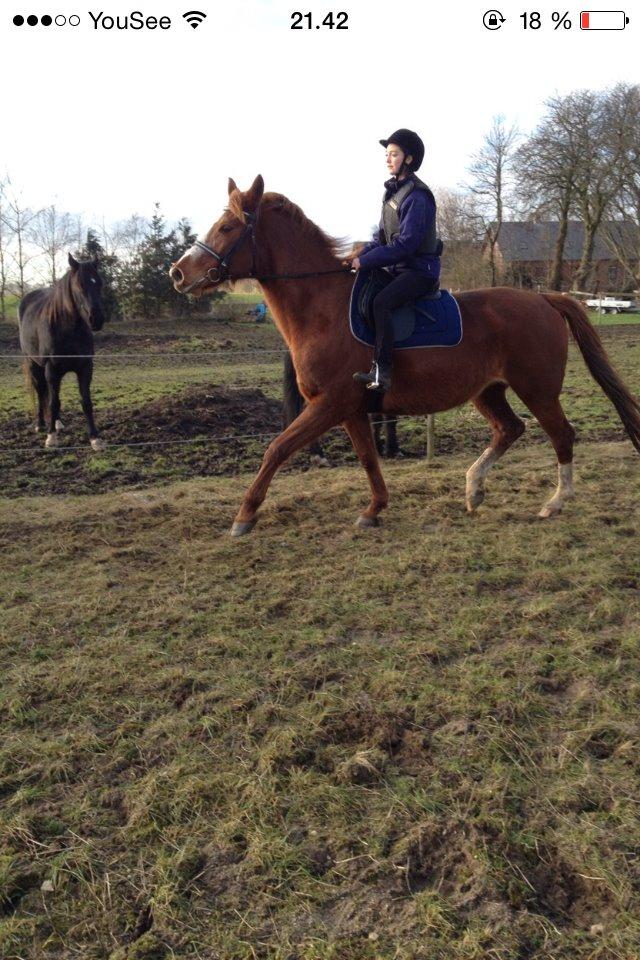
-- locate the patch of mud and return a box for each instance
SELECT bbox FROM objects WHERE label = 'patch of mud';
[0,384,285,497]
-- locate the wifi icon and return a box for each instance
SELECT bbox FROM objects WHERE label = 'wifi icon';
[183,10,207,29]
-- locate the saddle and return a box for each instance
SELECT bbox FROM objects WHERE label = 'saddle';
[349,269,463,350]
[357,269,441,340]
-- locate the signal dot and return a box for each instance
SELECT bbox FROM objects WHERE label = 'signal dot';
[13,14,24,24]
[41,14,52,25]
[27,14,38,25]
[55,14,66,24]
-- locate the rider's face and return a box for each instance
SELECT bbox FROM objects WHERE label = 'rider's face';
[386,144,412,177]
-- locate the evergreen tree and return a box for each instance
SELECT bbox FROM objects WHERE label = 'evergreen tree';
[135,203,175,318]
[76,229,121,321]
[113,205,226,320]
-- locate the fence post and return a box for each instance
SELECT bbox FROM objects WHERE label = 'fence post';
[426,414,435,462]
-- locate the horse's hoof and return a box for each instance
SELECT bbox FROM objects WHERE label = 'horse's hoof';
[538,504,561,519]
[90,438,106,451]
[45,433,59,449]
[55,419,64,432]
[466,489,485,513]
[230,519,257,537]
[310,455,331,468]
[355,514,379,528]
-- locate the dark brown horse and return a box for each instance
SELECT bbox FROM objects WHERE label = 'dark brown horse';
[19,254,105,449]
[170,175,640,536]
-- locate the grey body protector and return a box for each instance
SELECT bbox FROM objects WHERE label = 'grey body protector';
[381,174,439,255]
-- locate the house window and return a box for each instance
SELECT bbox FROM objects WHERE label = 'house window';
[608,265,618,287]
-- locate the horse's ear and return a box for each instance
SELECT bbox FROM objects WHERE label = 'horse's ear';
[245,175,264,212]
[228,177,238,196]
[68,253,79,271]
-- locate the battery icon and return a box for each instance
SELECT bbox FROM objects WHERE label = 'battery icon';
[580,10,629,29]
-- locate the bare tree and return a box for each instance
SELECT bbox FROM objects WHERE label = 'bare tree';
[29,205,77,284]
[112,213,149,260]
[466,117,519,286]
[437,188,490,289]
[572,86,631,290]
[0,181,40,297]
[0,177,11,321]
[514,92,588,290]
[599,83,640,290]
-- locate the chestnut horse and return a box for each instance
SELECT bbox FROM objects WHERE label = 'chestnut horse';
[170,176,640,536]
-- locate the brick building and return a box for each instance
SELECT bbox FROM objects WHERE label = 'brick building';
[489,221,638,292]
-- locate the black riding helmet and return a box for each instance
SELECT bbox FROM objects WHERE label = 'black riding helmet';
[379,129,425,172]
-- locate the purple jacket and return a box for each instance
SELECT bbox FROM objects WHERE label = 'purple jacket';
[358,176,440,280]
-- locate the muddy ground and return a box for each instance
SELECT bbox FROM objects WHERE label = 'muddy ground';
[1,377,633,499]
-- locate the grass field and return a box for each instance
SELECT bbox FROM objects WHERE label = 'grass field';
[2,443,640,959]
[2,298,640,958]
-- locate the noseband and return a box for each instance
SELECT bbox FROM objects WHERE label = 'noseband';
[180,210,257,294]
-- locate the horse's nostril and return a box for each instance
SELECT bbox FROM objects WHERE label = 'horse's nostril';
[170,265,183,283]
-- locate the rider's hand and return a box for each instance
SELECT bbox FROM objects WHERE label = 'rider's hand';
[351,257,361,270]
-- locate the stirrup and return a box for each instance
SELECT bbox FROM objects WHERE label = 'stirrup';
[366,363,391,392]
[353,363,377,385]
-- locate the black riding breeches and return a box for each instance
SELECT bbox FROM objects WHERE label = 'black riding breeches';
[372,271,439,369]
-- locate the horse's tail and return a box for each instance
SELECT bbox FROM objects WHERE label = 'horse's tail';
[22,358,36,417]
[282,350,304,429]
[542,292,640,454]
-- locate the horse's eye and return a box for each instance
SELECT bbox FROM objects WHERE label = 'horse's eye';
[220,224,232,233]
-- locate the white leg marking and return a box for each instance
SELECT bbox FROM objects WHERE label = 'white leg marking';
[466,447,499,512]
[90,437,106,451]
[55,419,64,432]
[45,432,59,449]
[539,462,574,519]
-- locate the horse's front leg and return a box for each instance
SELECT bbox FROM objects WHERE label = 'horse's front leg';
[231,400,339,536]
[343,412,389,527]
[77,362,105,451]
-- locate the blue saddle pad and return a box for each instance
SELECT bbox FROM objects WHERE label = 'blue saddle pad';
[349,269,463,349]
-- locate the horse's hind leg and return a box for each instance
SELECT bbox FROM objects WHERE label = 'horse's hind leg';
[29,363,48,433]
[44,362,62,448]
[77,362,104,451]
[385,416,400,458]
[466,382,526,512]
[517,396,575,518]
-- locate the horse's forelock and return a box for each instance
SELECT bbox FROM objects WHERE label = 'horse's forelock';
[227,191,247,224]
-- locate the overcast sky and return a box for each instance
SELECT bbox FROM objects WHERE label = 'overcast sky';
[1,0,636,243]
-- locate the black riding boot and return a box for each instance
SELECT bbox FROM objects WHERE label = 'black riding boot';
[353,361,392,391]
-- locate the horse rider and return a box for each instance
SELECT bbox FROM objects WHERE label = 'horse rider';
[350,129,441,392]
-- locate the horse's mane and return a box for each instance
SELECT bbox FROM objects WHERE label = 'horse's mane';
[228,190,350,261]
[43,271,80,330]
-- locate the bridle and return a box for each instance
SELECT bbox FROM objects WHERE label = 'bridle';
[177,207,353,294]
